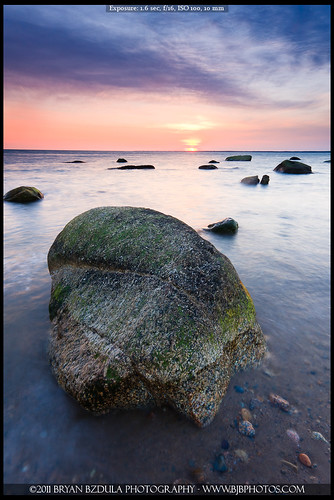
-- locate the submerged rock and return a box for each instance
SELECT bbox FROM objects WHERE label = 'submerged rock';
[273,160,312,174]
[240,175,259,185]
[238,420,255,437]
[226,155,252,161]
[4,186,44,203]
[47,206,266,427]
[298,453,312,467]
[116,164,155,170]
[213,454,228,472]
[269,393,290,412]
[116,165,155,170]
[65,160,85,163]
[206,217,238,234]
[198,165,218,170]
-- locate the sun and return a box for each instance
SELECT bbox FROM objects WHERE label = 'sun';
[182,138,201,152]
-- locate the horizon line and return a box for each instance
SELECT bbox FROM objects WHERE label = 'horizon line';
[4,148,331,153]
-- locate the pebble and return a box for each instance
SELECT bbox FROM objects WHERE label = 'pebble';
[249,397,263,410]
[269,393,290,412]
[298,453,312,467]
[286,429,300,445]
[213,454,228,473]
[238,420,255,437]
[240,408,252,422]
[234,449,249,463]
[234,385,245,393]
[190,466,206,483]
[221,439,229,450]
[311,431,330,445]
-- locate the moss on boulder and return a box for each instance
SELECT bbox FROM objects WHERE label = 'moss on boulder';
[48,206,266,427]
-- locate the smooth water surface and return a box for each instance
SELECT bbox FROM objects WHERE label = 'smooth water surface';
[4,150,330,487]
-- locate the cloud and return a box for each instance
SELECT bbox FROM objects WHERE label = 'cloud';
[3,4,331,112]
[164,118,217,132]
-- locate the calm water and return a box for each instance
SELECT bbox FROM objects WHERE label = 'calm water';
[3,150,330,489]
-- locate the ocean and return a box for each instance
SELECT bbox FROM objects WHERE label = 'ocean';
[3,150,330,489]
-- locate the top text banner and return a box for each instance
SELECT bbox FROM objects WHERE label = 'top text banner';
[106,5,228,13]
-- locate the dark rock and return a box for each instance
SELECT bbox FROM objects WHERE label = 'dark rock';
[198,165,218,170]
[323,160,330,163]
[208,160,220,163]
[225,155,252,161]
[4,186,44,203]
[273,160,312,174]
[47,207,266,427]
[289,156,301,160]
[116,164,155,170]
[221,439,229,450]
[260,175,270,185]
[206,217,238,234]
[240,175,259,185]
[65,160,85,163]
[116,158,127,163]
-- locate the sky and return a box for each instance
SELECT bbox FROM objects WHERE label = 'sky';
[3,4,331,151]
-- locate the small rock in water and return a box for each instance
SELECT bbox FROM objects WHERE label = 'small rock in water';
[286,429,300,445]
[234,449,249,463]
[207,217,238,234]
[198,164,218,170]
[298,453,312,467]
[238,420,255,437]
[260,175,270,185]
[269,393,290,412]
[240,408,252,422]
[213,454,228,473]
[234,385,245,393]
[311,431,330,445]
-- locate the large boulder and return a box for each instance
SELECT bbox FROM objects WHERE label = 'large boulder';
[4,186,44,203]
[225,155,252,161]
[47,207,266,427]
[274,160,312,174]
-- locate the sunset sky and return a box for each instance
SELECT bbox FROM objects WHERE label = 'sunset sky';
[3,4,331,151]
